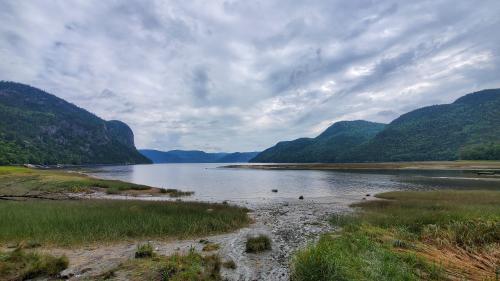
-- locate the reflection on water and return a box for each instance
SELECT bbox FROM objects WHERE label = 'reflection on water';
[78,163,500,203]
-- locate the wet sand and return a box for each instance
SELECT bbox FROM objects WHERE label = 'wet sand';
[224,161,500,171]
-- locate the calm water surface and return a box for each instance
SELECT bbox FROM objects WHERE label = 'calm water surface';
[80,163,499,203]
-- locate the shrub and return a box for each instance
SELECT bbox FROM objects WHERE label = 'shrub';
[135,243,154,258]
[245,235,272,253]
[222,259,237,269]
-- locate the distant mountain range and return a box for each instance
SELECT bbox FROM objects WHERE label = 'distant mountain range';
[0,81,151,165]
[139,149,260,163]
[251,89,500,163]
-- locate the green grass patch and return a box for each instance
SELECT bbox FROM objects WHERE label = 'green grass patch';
[291,190,500,281]
[0,166,149,194]
[0,166,194,198]
[202,242,220,252]
[102,248,221,280]
[245,235,272,253]
[0,248,68,280]
[0,199,249,246]
[135,243,155,259]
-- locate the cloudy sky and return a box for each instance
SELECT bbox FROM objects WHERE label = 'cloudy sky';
[1,1,500,152]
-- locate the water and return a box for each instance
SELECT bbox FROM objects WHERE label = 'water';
[78,163,500,203]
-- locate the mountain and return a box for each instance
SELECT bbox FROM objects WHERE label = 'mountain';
[341,89,500,162]
[250,120,386,163]
[139,149,260,163]
[252,89,500,163]
[0,81,151,165]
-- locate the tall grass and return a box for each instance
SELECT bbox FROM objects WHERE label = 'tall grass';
[107,248,221,281]
[0,200,249,246]
[0,166,151,194]
[291,190,500,281]
[0,248,68,280]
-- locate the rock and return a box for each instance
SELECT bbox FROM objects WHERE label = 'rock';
[298,196,304,200]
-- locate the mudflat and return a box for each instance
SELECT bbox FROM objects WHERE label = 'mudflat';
[224,161,500,171]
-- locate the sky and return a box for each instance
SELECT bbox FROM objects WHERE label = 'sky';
[1,0,500,152]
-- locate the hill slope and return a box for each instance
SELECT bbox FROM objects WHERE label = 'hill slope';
[252,89,500,163]
[0,81,151,165]
[139,149,259,163]
[342,89,500,162]
[250,121,386,163]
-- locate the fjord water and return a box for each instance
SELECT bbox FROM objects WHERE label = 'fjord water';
[81,163,498,203]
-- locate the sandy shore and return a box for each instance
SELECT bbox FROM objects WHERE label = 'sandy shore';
[223,161,500,171]
[45,194,354,280]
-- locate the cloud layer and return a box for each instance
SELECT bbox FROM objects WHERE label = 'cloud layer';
[1,0,499,151]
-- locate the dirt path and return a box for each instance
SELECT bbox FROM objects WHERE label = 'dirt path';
[48,197,349,280]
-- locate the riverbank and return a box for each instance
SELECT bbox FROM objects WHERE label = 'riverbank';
[0,166,251,280]
[291,190,500,281]
[225,160,500,171]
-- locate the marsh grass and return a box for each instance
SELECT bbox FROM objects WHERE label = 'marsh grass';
[292,190,500,281]
[0,199,249,246]
[135,243,155,258]
[105,248,221,281]
[245,235,271,253]
[0,248,68,280]
[202,242,220,252]
[0,166,190,197]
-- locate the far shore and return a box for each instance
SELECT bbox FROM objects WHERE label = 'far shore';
[223,160,500,171]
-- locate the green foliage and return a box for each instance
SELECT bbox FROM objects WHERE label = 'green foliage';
[291,190,500,281]
[94,249,222,280]
[0,166,151,196]
[160,250,221,281]
[253,89,500,163]
[251,121,386,162]
[135,243,155,258]
[0,248,68,280]
[460,142,500,160]
[0,81,150,165]
[245,235,272,253]
[0,199,250,246]
[343,89,500,162]
[291,231,436,281]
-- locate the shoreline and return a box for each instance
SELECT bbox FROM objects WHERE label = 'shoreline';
[223,161,500,171]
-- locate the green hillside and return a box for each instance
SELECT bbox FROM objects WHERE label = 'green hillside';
[0,81,151,165]
[252,89,500,163]
[342,89,500,162]
[251,121,386,162]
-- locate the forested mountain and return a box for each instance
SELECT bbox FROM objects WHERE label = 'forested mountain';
[251,89,500,163]
[250,121,386,162]
[139,149,259,163]
[341,89,500,162]
[0,81,151,165]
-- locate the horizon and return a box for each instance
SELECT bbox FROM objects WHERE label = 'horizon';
[1,1,500,152]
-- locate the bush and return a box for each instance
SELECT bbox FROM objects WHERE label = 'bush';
[135,243,154,258]
[0,248,68,280]
[245,235,271,253]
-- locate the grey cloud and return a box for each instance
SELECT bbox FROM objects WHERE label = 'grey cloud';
[0,0,499,151]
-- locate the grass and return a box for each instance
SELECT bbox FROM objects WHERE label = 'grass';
[245,235,272,253]
[0,166,190,197]
[0,199,249,246]
[99,248,222,281]
[135,243,155,258]
[0,248,68,280]
[291,190,500,281]
[222,259,236,269]
[202,242,220,252]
